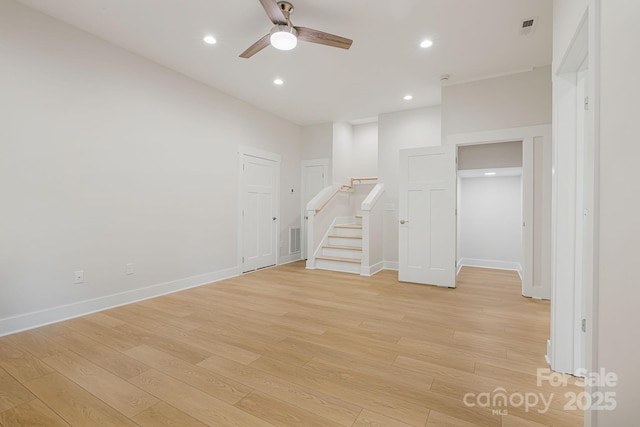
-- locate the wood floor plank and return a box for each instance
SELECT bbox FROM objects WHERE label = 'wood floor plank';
[235,391,337,427]
[352,409,417,427]
[0,399,69,427]
[62,317,141,352]
[42,351,158,418]
[124,344,252,405]
[24,372,137,426]
[197,353,361,427]
[0,367,35,412]
[129,369,276,427]
[111,323,213,365]
[0,263,583,426]
[0,341,54,383]
[0,330,65,359]
[426,410,483,426]
[250,356,429,427]
[132,402,208,427]
[51,332,150,380]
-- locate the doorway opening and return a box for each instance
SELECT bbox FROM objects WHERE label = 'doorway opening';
[449,125,552,300]
[456,141,524,282]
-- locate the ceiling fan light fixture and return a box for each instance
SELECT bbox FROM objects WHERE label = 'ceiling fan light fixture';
[270,25,298,50]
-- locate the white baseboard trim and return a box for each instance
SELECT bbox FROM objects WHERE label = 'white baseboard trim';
[456,259,464,276]
[457,258,522,274]
[278,254,303,265]
[361,261,384,276]
[0,266,239,338]
[383,261,399,271]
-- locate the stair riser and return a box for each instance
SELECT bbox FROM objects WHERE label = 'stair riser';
[328,236,362,247]
[322,248,362,259]
[332,227,362,237]
[315,259,361,274]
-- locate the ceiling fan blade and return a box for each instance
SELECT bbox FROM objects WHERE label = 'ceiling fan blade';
[239,34,271,58]
[295,27,353,50]
[258,0,288,25]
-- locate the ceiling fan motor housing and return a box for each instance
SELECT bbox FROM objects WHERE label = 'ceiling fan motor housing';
[278,1,294,19]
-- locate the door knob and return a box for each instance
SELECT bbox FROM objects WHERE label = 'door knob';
[400,219,409,224]
[273,217,277,220]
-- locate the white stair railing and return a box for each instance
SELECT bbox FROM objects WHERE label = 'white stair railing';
[306,178,381,274]
[360,184,385,276]
[305,184,350,269]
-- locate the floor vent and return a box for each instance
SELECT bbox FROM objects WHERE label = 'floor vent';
[289,227,301,254]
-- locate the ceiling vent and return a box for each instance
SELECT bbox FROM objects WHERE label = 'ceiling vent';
[520,17,538,36]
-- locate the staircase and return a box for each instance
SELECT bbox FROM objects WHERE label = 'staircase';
[315,215,363,274]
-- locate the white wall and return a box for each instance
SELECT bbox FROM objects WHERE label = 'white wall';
[458,176,522,273]
[553,0,588,66]
[331,122,353,185]
[302,123,333,160]
[352,122,378,178]
[458,141,523,170]
[330,121,378,185]
[378,106,442,266]
[442,66,552,139]
[0,0,302,335]
[301,122,333,183]
[594,1,640,424]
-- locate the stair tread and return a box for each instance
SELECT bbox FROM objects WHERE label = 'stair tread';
[316,256,361,264]
[334,224,362,229]
[328,234,362,239]
[322,245,363,251]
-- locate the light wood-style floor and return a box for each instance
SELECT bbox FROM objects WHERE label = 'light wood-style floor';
[0,263,583,426]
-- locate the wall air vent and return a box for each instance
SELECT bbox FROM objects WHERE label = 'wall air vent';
[289,227,301,254]
[520,17,538,36]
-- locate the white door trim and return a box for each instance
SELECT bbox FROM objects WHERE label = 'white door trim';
[447,124,552,300]
[301,159,329,259]
[237,145,281,273]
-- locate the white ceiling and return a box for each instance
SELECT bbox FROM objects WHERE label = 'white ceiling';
[16,0,553,126]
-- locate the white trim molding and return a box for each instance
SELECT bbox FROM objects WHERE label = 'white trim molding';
[457,258,523,277]
[0,266,239,337]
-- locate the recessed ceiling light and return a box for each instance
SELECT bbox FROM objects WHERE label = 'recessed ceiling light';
[273,78,284,85]
[484,172,497,176]
[403,95,413,101]
[203,35,217,45]
[420,39,433,48]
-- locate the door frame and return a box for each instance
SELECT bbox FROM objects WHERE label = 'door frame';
[237,145,281,274]
[301,159,329,259]
[447,124,551,299]
[551,9,595,381]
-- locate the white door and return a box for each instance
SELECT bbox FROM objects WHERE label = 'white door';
[399,145,457,287]
[242,155,278,272]
[301,160,328,259]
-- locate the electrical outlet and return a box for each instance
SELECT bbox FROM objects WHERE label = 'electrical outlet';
[74,270,84,284]
[125,263,134,275]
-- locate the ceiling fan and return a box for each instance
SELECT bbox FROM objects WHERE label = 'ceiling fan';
[240,0,353,58]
